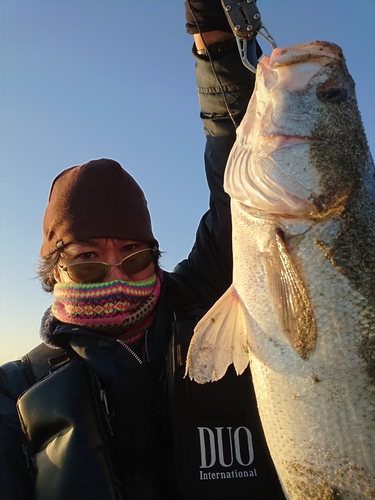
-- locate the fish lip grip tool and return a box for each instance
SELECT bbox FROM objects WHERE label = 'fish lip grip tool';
[221,0,277,73]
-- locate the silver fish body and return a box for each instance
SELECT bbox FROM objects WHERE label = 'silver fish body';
[187,41,375,499]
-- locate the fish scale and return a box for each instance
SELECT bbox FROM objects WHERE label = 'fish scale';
[187,40,375,499]
[233,202,375,499]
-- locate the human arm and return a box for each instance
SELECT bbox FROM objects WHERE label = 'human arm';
[174,1,260,307]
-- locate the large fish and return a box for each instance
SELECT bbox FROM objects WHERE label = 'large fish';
[186,41,375,499]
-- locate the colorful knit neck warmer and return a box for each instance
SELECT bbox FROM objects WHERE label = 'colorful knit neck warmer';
[52,271,162,346]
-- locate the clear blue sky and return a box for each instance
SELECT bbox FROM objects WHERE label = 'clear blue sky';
[1,0,374,363]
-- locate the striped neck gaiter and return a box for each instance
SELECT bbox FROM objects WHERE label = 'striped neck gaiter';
[52,271,162,346]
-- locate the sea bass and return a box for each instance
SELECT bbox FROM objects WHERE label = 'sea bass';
[186,41,375,499]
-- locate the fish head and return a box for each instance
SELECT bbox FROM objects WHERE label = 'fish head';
[225,41,370,221]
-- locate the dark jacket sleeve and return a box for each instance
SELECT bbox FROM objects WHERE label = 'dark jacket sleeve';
[174,39,258,307]
[0,361,33,499]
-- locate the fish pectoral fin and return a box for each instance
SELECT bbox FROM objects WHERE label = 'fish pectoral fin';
[185,285,250,384]
[261,229,317,360]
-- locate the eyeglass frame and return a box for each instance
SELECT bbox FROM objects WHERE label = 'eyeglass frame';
[57,246,158,283]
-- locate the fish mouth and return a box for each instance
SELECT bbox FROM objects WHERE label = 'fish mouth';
[266,41,343,69]
[258,41,343,91]
[261,135,312,156]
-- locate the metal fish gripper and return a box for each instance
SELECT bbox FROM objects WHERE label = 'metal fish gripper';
[221,0,277,73]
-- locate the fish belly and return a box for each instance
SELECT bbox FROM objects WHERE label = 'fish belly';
[231,200,375,500]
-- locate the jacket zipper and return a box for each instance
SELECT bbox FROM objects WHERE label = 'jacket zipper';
[116,329,149,364]
[116,330,150,365]
[144,330,150,361]
[116,339,142,364]
[92,371,114,435]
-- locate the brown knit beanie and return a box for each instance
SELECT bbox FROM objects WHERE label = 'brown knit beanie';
[41,158,158,257]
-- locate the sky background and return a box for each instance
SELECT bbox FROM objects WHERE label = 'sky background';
[1,0,374,363]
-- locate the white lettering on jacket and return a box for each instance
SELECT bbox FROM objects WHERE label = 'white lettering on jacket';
[197,427,254,469]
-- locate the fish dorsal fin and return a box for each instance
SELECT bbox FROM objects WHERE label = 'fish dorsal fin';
[186,285,250,384]
[261,229,317,360]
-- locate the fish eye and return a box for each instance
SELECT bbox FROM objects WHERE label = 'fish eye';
[317,86,350,103]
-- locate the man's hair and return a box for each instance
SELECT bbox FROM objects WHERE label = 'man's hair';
[37,250,62,293]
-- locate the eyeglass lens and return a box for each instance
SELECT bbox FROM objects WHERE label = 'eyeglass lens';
[65,248,155,283]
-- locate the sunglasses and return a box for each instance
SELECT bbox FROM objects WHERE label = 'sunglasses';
[58,247,157,284]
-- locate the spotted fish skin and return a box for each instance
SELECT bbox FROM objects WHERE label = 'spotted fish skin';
[186,41,375,499]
